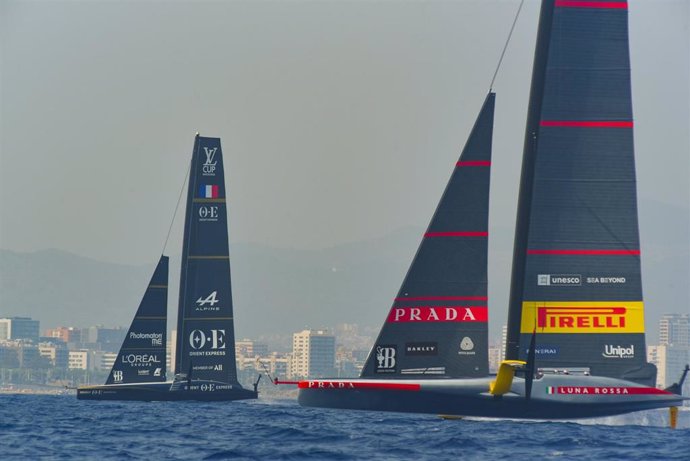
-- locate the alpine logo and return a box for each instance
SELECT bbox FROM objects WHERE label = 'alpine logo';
[538,274,581,286]
[458,337,476,355]
[375,345,397,373]
[189,329,226,350]
[602,344,635,359]
[195,291,220,311]
[153,368,162,377]
[202,147,218,176]
[387,306,487,323]
[198,206,219,222]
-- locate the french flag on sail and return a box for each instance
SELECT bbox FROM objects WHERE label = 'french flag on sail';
[199,185,219,198]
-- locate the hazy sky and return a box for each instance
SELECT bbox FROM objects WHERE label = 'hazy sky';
[1,1,689,330]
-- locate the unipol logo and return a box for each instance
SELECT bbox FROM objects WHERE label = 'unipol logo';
[537,306,626,331]
[603,344,635,359]
[202,147,218,176]
[375,345,396,373]
[113,370,123,383]
[196,291,219,307]
[387,306,487,323]
[189,329,226,350]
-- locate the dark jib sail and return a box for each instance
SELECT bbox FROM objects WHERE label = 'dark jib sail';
[175,136,240,385]
[506,0,654,385]
[361,93,495,379]
[106,256,168,385]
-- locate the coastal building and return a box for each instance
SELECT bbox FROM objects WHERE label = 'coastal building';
[68,350,90,370]
[290,329,335,379]
[0,317,40,342]
[649,314,690,391]
[38,341,69,368]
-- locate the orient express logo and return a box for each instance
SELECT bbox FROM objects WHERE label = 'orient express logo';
[202,147,218,176]
[198,206,219,222]
[387,306,487,323]
[375,345,396,373]
[405,342,438,356]
[189,329,226,350]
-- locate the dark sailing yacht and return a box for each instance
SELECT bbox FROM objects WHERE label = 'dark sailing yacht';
[77,135,258,401]
[297,0,686,418]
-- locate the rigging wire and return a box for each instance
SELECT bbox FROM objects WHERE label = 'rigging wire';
[162,158,192,256]
[489,0,525,91]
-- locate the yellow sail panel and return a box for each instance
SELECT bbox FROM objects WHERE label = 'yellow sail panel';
[489,360,526,395]
[520,301,644,334]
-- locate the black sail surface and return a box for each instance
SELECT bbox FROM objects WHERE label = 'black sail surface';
[106,256,168,385]
[506,0,654,385]
[175,136,240,384]
[361,93,495,379]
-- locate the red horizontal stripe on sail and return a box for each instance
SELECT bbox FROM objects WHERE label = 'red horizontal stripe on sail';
[394,296,488,302]
[540,120,633,128]
[555,1,627,8]
[387,306,488,323]
[298,381,420,391]
[425,232,488,238]
[456,161,491,167]
[528,249,640,256]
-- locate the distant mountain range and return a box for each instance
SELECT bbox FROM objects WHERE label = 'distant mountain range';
[1,198,687,345]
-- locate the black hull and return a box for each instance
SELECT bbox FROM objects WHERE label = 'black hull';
[77,381,257,402]
[298,376,685,420]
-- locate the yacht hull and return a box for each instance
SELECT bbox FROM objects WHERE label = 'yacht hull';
[298,374,684,419]
[77,380,257,402]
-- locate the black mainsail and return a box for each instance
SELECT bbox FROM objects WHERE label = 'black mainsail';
[505,0,655,385]
[360,93,495,379]
[106,256,168,385]
[175,135,240,386]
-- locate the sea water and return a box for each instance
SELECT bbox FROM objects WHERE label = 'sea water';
[1,394,688,460]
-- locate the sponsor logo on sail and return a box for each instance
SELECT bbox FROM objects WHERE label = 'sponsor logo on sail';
[129,331,163,346]
[189,329,226,351]
[198,206,219,222]
[121,354,161,366]
[375,345,396,373]
[195,291,220,312]
[405,342,438,356]
[137,369,151,376]
[387,306,487,323]
[202,147,218,176]
[458,336,476,355]
[113,370,123,383]
[154,368,162,376]
[520,301,644,334]
[525,345,559,356]
[199,184,219,199]
[537,274,581,286]
[602,344,635,359]
[305,381,357,389]
[586,277,627,284]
